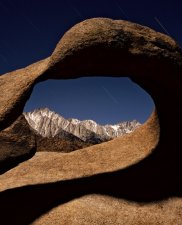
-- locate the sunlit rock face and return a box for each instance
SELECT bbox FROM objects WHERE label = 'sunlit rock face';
[0,18,182,225]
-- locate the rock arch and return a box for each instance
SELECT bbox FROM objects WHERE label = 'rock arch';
[0,18,182,224]
[0,18,182,166]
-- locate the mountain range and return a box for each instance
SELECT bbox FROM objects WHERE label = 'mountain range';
[23,108,141,152]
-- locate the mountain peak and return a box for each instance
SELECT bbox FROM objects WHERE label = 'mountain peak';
[24,108,141,141]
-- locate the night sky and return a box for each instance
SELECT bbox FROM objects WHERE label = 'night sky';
[0,0,181,124]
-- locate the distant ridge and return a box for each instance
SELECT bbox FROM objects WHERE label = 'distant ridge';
[24,108,141,145]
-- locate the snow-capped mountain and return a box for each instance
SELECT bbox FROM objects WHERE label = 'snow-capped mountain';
[24,108,141,143]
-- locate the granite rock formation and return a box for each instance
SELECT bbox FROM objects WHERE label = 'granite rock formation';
[0,115,36,174]
[0,112,161,224]
[0,18,181,131]
[0,18,182,224]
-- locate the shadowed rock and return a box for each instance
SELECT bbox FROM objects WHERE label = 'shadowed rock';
[0,115,36,174]
[0,18,182,224]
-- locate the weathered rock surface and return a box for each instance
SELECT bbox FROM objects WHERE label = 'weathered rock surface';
[0,112,161,225]
[0,115,36,174]
[0,18,182,224]
[50,18,182,79]
[0,18,181,131]
[32,195,182,225]
[0,58,50,131]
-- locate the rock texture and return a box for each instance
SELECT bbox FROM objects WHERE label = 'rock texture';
[0,115,36,174]
[0,18,181,131]
[0,112,161,225]
[0,58,50,131]
[0,18,182,225]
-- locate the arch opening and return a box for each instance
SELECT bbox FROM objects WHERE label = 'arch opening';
[23,77,154,153]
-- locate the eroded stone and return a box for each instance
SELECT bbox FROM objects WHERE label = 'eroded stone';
[0,18,182,225]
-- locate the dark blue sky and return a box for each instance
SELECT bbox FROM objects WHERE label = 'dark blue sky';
[24,77,154,124]
[0,0,181,124]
